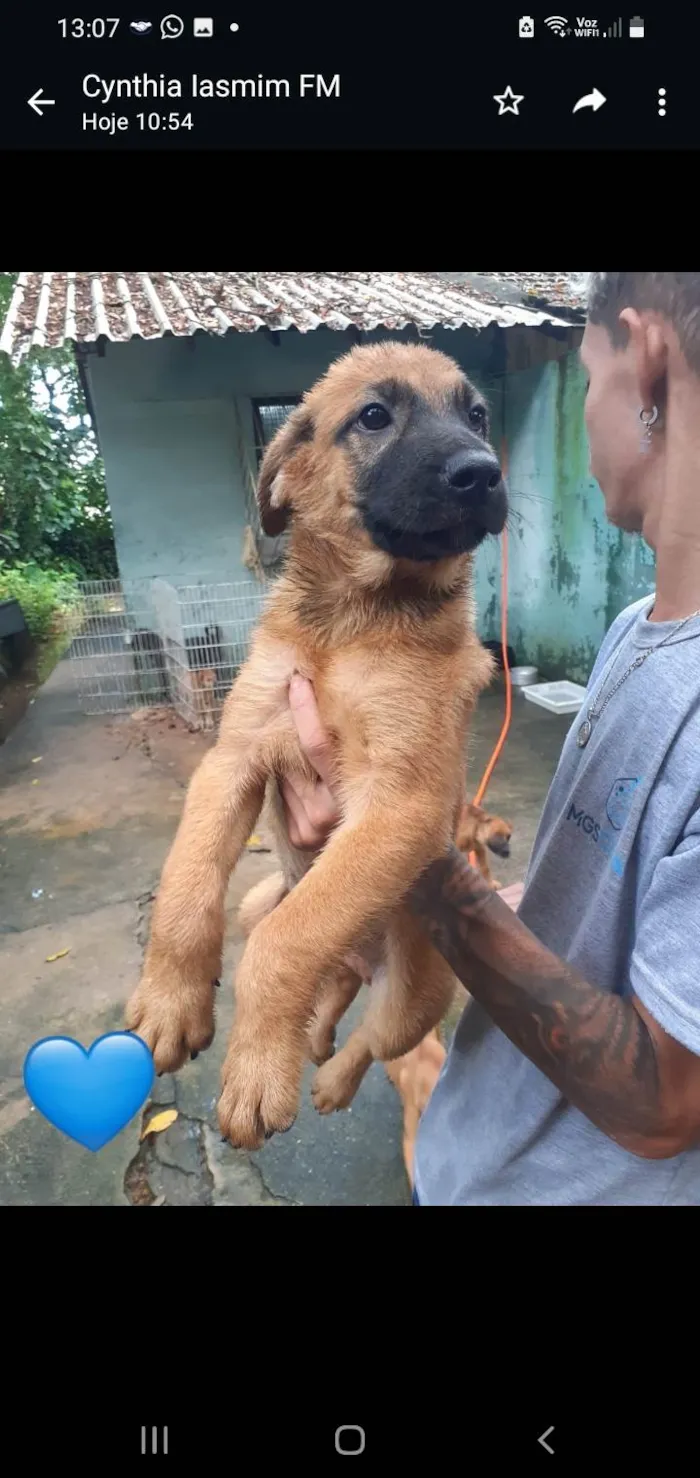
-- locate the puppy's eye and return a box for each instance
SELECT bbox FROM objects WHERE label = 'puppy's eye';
[358,403,391,431]
[468,405,487,432]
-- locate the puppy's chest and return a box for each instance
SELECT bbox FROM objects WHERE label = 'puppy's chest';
[255,638,468,782]
[257,647,371,766]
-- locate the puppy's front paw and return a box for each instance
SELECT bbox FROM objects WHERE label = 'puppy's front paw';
[218,1031,303,1150]
[125,967,216,1074]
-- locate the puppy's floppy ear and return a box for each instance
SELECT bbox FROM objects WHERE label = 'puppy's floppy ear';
[257,405,313,537]
[468,803,489,824]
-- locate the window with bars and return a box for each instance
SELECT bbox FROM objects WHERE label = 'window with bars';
[251,397,302,466]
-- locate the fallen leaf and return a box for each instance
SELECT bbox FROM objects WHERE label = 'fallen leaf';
[31,779,39,786]
[31,756,43,764]
[245,833,271,852]
[151,1194,166,1206]
[45,948,70,962]
[141,1108,178,1140]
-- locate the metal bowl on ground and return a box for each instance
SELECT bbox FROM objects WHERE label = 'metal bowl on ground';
[510,665,539,687]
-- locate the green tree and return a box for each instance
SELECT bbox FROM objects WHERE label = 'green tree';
[0,271,116,575]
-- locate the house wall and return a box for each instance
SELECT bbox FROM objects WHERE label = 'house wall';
[85,322,655,681]
[85,330,352,589]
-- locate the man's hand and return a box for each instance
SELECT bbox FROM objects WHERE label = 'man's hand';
[282,675,341,849]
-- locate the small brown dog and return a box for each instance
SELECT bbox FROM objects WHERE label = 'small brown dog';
[384,1030,447,1187]
[125,342,507,1150]
[454,800,513,888]
[189,666,218,731]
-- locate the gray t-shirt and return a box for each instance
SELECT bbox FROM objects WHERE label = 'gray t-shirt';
[414,595,700,1206]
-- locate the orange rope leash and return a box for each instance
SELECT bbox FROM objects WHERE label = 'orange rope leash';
[469,438,513,864]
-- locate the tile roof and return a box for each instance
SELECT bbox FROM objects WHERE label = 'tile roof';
[0,271,584,360]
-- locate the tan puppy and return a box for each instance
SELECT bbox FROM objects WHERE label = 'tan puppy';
[125,341,507,1150]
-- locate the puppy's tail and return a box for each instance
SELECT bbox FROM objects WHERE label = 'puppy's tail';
[238,870,288,936]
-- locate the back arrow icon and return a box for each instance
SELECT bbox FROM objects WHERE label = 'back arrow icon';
[573,88,606,113]
[538,1426,555,1455]
[28,89,56,117]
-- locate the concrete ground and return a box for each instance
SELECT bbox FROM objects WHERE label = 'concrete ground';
[0,658,570,1207]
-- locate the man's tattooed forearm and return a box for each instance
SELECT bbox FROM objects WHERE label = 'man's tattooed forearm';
[408,848,662,1152]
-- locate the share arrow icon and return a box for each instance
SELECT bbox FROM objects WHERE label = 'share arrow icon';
[573,88,606,113]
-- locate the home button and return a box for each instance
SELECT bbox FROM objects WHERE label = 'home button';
[335,1426,366,1455]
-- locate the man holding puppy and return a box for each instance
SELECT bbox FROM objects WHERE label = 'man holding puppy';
[281,273,700,1205]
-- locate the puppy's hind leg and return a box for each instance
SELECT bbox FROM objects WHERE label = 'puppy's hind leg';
[308,965,364,1066]
[238,871,288,938]
[312,910,454,1115]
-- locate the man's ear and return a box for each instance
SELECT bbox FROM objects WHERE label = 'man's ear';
[257,405,313,537]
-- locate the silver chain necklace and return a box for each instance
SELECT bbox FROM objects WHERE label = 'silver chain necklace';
[576,605,700,748]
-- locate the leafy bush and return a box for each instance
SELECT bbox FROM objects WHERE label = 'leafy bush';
[0,560,80,643]
[0,271,117,577]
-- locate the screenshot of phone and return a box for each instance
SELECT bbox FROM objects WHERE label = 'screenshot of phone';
[0,11,695,1461]
[0,12,692,148]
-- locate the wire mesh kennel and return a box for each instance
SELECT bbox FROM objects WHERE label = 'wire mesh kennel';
[69,576,269,727]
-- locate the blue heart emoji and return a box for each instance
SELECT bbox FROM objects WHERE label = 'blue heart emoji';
[23,1032,155,1151]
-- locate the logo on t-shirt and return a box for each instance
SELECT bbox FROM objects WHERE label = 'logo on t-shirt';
[606,778,639,830]
[567,776,640,875]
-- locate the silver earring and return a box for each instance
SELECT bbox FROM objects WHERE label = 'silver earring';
[639,404,659,452]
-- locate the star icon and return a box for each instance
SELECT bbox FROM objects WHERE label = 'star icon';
[494,85,524,115]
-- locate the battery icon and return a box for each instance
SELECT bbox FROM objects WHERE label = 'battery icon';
[629,15,644,37]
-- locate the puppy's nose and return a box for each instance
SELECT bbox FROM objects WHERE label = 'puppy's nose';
[444,449,502,497]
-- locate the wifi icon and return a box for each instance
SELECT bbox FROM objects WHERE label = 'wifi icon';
[545,15,568,32]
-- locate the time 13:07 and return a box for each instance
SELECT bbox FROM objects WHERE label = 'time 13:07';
[58,18,120,37]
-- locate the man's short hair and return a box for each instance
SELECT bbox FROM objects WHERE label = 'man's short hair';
[586,273,700,373]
